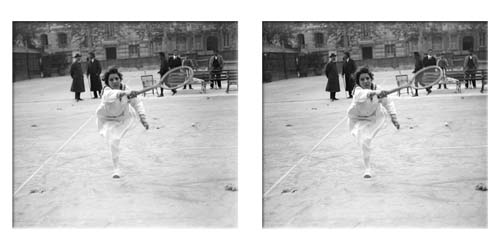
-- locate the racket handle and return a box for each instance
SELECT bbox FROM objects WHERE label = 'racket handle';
[385,86,408,95]
[133,84,160,96]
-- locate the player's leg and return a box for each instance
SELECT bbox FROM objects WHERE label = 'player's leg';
[109,138,121,178]
[361,142,372,178]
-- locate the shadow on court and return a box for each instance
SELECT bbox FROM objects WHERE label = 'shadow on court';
[263,71,487,228]
[13,71,237,227]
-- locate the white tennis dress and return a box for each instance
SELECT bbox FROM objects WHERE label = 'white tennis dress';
[96,85,146,142]
[347,85,397,148]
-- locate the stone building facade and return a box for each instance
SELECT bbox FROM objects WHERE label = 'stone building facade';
[15,22,237,60]
[13,22,237,80]
[264,22,487,60]
[263,22,487,82]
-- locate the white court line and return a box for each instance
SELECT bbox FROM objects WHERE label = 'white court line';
[383,145,487,151]
[14,115,95,196]
[263,116,348,198]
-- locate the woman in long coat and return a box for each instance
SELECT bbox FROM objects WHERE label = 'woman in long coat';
[325,53,340,101]
[70,54,85,101]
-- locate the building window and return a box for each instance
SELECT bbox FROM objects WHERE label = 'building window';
[57,33,67,48]
[361,24,370,39]
[407,39,418,54]
[385,44,396,57]
[129,44,140,58]
[104,23,115,39]
[362,47,373,59]
[40,34,48,48]
[207,36,218,51]
[194,35,202,50]
[432,36,443,51]
[479,32,486,47]
[223,32,230,47]
[176,36,186,51]
[314,32,324,48]
[297,34,305,48]
[462,36,474,51]
[106,47,117,60]
[152,40,162,53]
[449,35,458,50]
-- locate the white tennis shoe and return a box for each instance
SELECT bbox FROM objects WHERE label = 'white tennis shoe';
[112,169,121,179]
[363,169,372,179]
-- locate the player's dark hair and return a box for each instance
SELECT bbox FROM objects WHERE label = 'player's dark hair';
[103,67,123,86]
[354,66,375,89]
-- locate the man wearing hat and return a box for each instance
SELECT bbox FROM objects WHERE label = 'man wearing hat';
[463,49,478,89]
[325,53,340,101]
[342,51,357,98]
[86,52,103,98]
[70,53,85,102]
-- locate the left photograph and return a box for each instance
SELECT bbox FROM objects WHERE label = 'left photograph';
[13,21,238,227]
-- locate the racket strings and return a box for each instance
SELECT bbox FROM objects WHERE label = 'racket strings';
[161,66,194,89]
[415,67,443,88]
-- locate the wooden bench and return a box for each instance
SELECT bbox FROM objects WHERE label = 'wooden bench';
[226,70,238,93]
[193,70,238,93]
[445,69,487,93]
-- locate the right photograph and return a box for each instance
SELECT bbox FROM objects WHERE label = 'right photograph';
[263,21,488,227]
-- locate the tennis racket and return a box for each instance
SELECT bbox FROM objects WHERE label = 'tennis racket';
[384,66,443,95]
[133,66,194,96]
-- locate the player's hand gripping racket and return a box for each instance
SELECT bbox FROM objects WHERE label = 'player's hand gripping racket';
[132,66,194,97]
[380,66,443,97]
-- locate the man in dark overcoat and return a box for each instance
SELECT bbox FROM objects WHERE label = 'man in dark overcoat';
[208,50,224,89]
[168,50,183,95]
[86,52,103,98]
[325,53,340,101]
[463,49,478,89]
[342,51,357,98]
[421,49,436,94]
[158,52,169,97]
[70,53,85,102]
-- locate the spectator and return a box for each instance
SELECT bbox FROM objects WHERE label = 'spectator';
[70,53,85,102]
[209,50,224,89]
[168,50,183,94]
[463,49,478,89]
[325,53,340,101]
[412,52,424,96]
[422,49,436,94]
[86,52,103,98]
[437,53,449,89]
[182,55,196,90]
[157,52,169,97]
[342,51,356,98]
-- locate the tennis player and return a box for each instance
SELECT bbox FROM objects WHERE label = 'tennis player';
[96,67,149,178]
[347,67,400,178]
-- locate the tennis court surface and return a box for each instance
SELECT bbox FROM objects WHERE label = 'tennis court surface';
[263,70,487,227]
[13,70,237,227]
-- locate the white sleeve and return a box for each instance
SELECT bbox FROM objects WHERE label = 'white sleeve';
[353,87,374,103]
[101,87,122,103]
[380,97,397,116]
[129,96,146,117]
